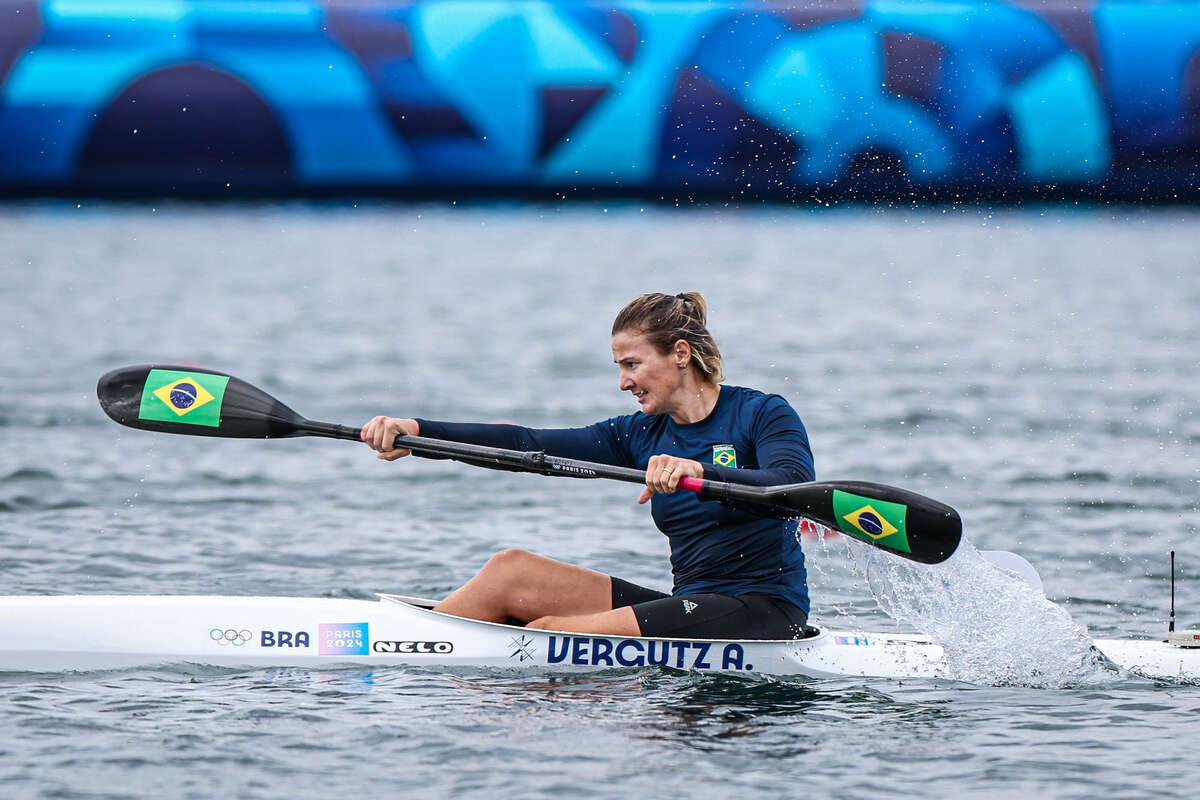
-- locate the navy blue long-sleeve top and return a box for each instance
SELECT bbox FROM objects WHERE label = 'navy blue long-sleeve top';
[416,385,815,613]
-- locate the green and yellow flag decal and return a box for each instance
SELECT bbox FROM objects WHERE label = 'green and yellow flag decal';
[831,489,911,554]
[712,445,737,468]
[137,369,230,428]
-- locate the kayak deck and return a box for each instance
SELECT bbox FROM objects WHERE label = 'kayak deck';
[0,594,1193,683]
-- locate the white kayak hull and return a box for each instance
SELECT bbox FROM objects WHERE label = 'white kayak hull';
[0,594,1193,682]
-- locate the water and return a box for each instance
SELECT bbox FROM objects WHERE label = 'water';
[847,539,1104,687]
[2,203,1199,797]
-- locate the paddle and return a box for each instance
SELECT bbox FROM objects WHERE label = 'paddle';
[97,364,963,564]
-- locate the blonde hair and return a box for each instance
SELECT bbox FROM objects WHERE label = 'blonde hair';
[611,292,724,382]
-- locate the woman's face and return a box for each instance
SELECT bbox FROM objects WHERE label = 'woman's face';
[611,329,688,415]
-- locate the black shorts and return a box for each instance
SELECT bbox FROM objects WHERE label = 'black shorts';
[611,577,809,640]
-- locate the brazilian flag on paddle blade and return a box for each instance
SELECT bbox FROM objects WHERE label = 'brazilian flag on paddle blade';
[831,489,911,555]
[137,369,230,428]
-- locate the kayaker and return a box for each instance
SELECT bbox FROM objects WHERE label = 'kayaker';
[361,292,815,639]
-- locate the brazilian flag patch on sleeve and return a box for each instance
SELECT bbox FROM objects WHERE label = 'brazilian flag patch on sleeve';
[712,445,737,468]
[137,369,230,428]
[831,489,912,554]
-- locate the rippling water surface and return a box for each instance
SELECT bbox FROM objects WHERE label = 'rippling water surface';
[2,203,1199,798]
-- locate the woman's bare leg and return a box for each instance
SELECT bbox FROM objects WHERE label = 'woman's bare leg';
[525,606,640,636]
[432,549,640,635]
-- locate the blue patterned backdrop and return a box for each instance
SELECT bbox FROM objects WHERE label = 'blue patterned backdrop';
[2,0,1199,198]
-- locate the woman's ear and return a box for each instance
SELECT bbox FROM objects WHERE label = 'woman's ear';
[674,339,691,368]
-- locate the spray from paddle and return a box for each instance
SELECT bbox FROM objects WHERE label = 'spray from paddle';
[813,528,1108,687]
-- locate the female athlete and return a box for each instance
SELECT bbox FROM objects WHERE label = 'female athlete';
[362,292,814,640]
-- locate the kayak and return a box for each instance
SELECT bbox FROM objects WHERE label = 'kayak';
[2,593,1195,682]
[52,366,1192,683]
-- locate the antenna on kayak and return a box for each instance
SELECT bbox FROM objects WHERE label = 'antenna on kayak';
[1170,550,1176,634]
[1167,551,1200,648]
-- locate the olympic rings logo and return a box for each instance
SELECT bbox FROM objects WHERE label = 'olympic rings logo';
[210,627,253,646]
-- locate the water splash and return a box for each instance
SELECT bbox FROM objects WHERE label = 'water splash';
[821,530,1110,687]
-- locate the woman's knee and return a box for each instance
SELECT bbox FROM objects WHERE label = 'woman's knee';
[481,548,537,578]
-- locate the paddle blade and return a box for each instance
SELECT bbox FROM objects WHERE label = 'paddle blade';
[772,481,961,564]
[97,364,308,439]
[680,477,962,564]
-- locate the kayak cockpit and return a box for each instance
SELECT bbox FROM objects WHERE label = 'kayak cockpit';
[376,593,822,640]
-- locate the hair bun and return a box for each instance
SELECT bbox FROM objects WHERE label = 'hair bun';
[677,291,707,324]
